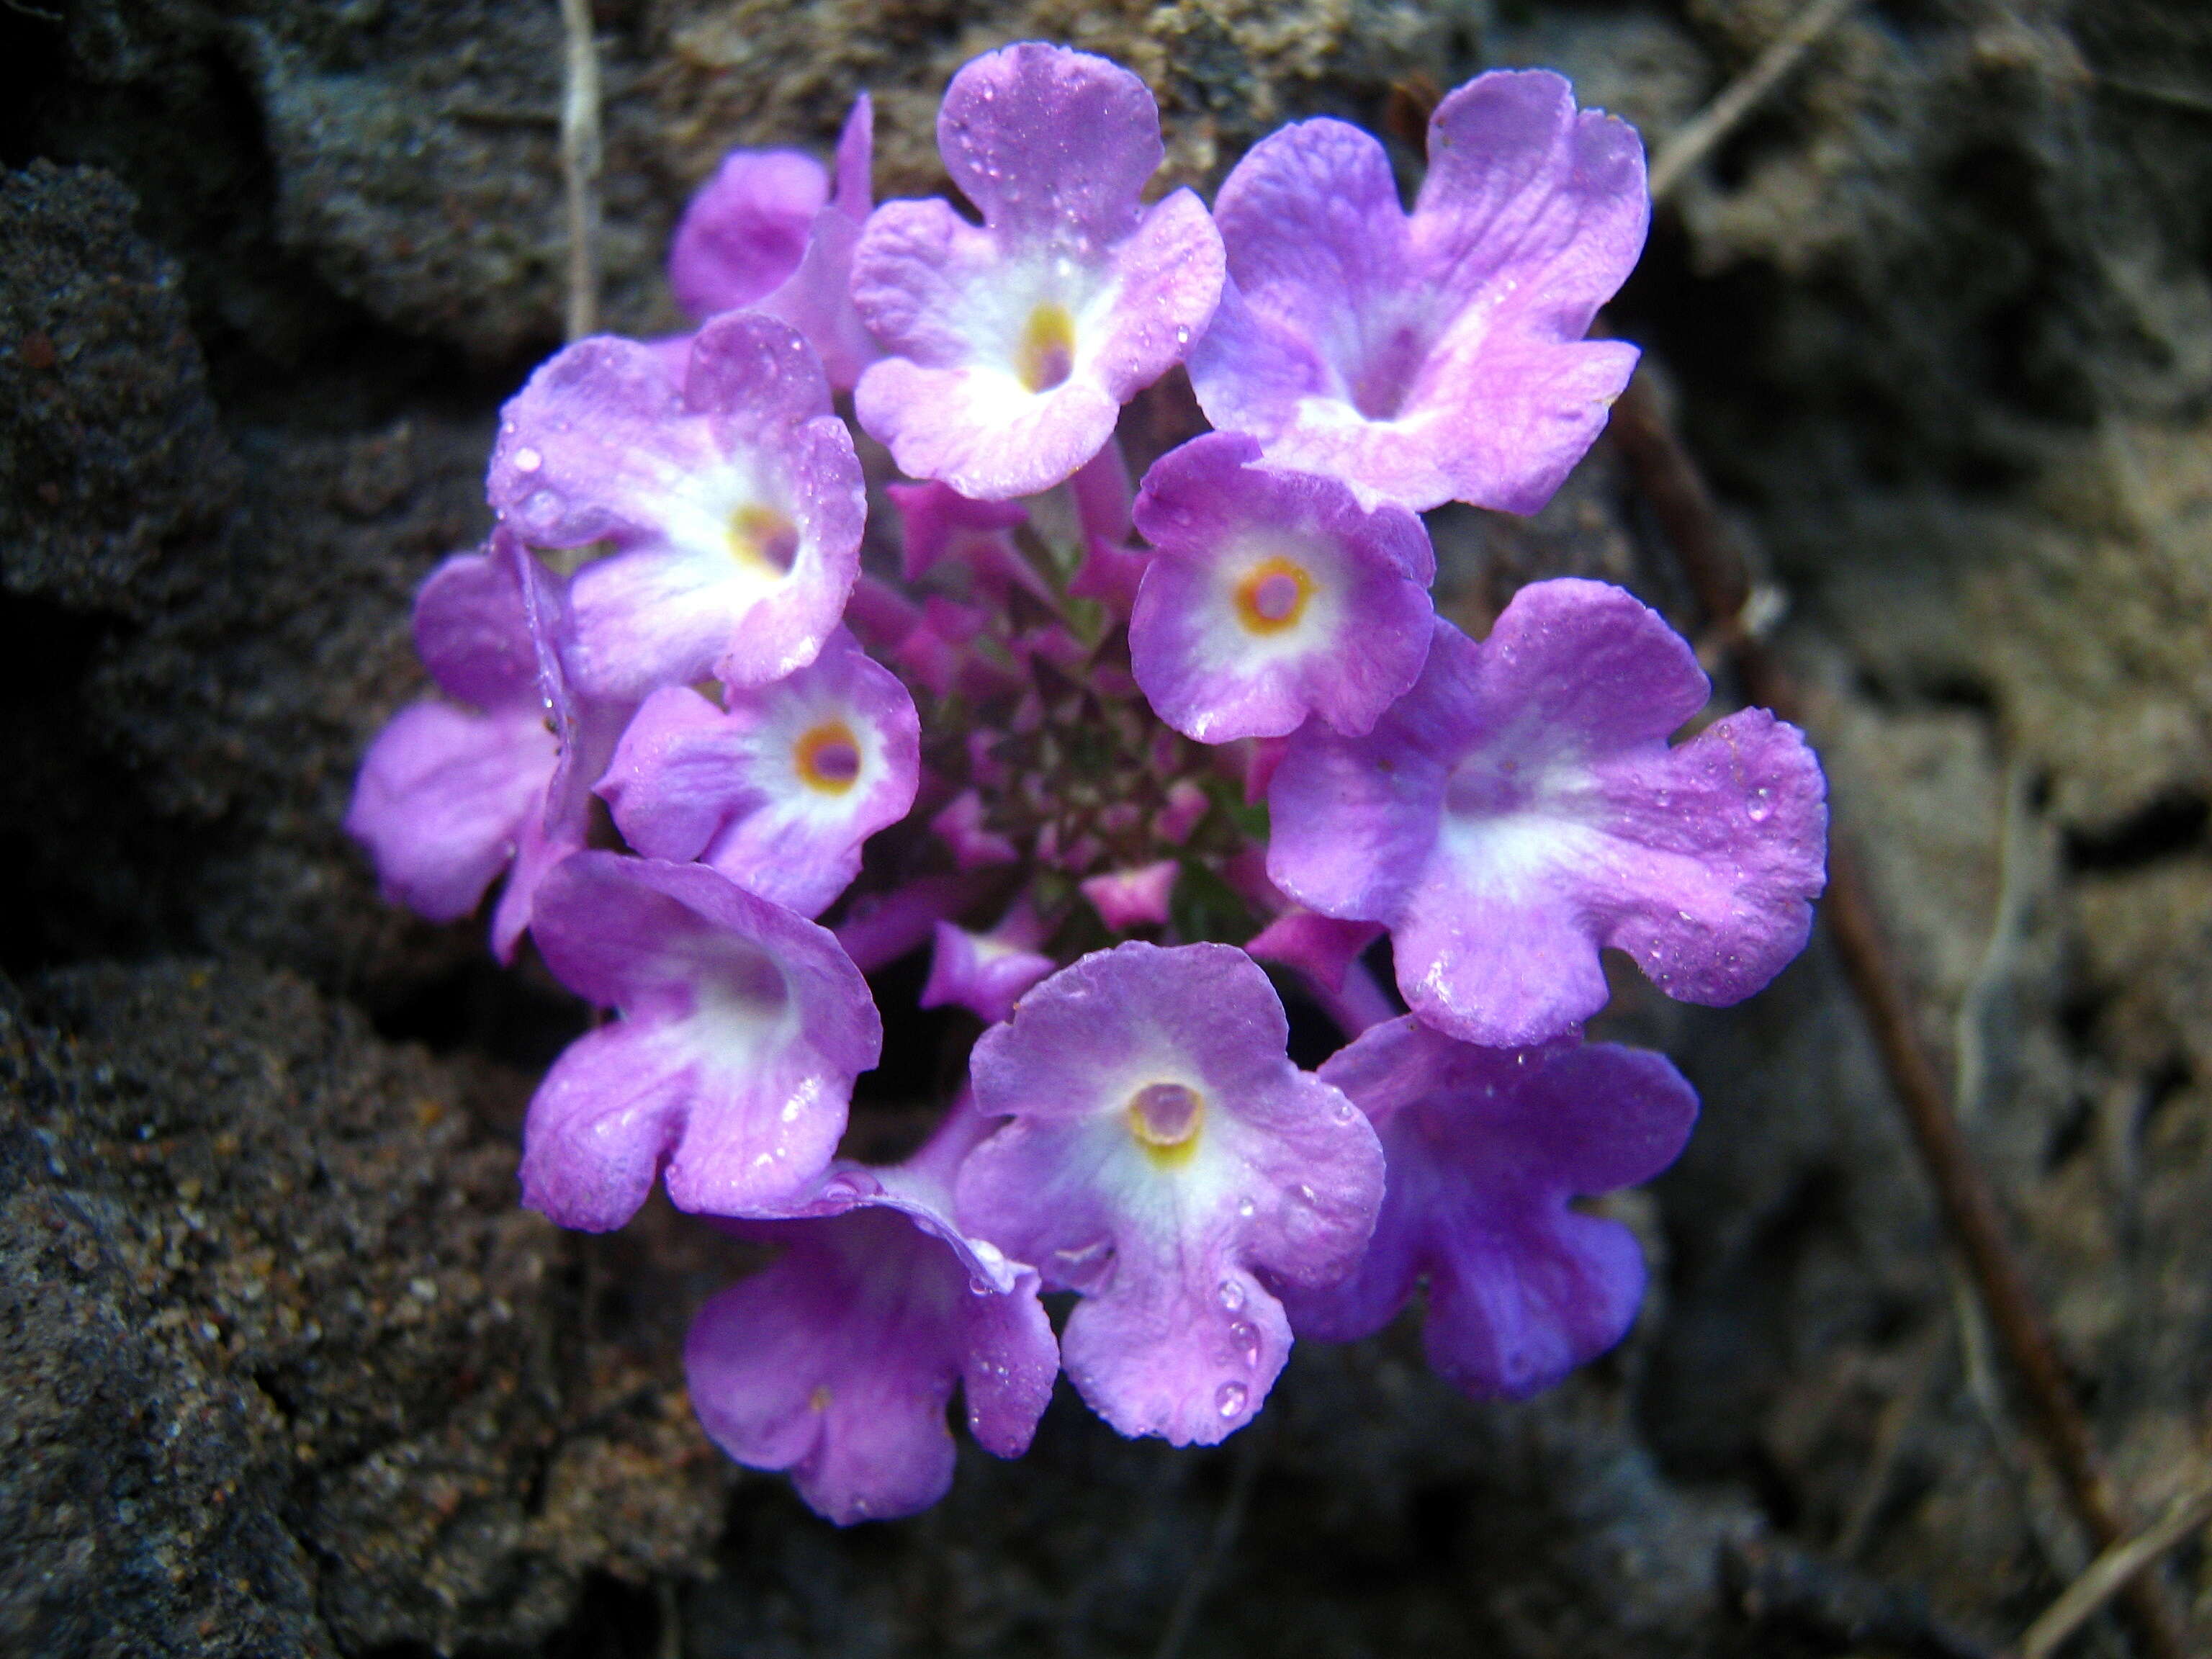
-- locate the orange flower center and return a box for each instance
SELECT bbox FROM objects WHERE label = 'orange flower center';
[1233,557,1313,634]
[793,721,862,793]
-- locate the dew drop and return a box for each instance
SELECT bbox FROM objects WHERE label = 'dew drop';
[969,1277,994,1296]
[1215,1381,1248,1418]
[1229,1320,1260,1362]
[1218,1279,1245,1312]
[1174,325,1190,345]
[513,447,543,473]
[1330,1098,1356,1123]
[1236,1197,1256,1218]
[1295,1184,1316,1204]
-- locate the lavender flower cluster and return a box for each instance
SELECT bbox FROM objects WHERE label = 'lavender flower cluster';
[349,44,1828,1524]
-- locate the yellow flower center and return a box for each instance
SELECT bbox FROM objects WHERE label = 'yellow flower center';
[1233,557,1313,634]
[729,504,799,576]
[793,721,862,793]
[1126,1082,1203,1166]
[1015,303,1077,393]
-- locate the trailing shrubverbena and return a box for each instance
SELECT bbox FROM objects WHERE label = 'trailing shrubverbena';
[349,43,1827,1524]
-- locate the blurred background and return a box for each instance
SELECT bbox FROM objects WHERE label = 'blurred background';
[1,2,2206,1654]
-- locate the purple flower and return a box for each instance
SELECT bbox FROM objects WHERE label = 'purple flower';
[1078,860,1178,932]
[1242,908,1383,996]
[833,871,995,974]
[1129,433,1435,742]
[668,150,825,319]
[1188,71,1647,514]
[851,43,1225,500]
[889,480,1023,581]
[1280,1017,1696,1399]
[519,853,881,1230]
[957,942,1383,1444]
[670,97,880,390]
[488,312,866,701]
[921,904,1055,1025]
[686,1104,1058,1524]
[1267,579,1828,1047]
[596,629,920,917]
[347,546,557,929]
[495,541,642,961]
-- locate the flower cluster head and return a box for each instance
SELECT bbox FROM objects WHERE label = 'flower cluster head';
[351,42,1827,1525]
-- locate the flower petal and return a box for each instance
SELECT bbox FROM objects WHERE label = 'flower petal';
[522,855,880,1226]
[667,148,828,321]
[959,943,1382,1442]
[1270,583,1827,1046]
[1190,71,1648,513]
[1130,432,1435,741]
[492,316,863,700]
[413,543,539,711]
[934,42,1160,247]
[598,632,920,915]
[1285,1022,1696,1399]
[346,701,556,922]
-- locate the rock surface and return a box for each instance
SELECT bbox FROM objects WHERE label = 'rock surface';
[0,961,729,1658]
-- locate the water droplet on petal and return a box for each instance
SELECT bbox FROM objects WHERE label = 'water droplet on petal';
[1236,1197,1256,1218]
[513,447,543,472]
[1174,326,1190,345]
[1218,1279,1245,1312]
[1229,1320,1260,1362]
[1215,1381,1248,1418]
[1295,1184,1316,1205]
[969,1276,994,1296]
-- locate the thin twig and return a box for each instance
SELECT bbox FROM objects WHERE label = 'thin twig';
[1647,0,1857,204]
[1951,1268,2086,1591]
[657,1578,684,1659]
[1953,762,2041,1126]
[1605,369,2190,1659]
[1153,1420,1268,1659]
[2093,73,2212,121]
[2023,1488,2212,1659]
[558,0,603,341]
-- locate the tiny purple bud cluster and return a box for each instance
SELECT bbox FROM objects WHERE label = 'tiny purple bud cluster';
[349,43,1828,1525]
